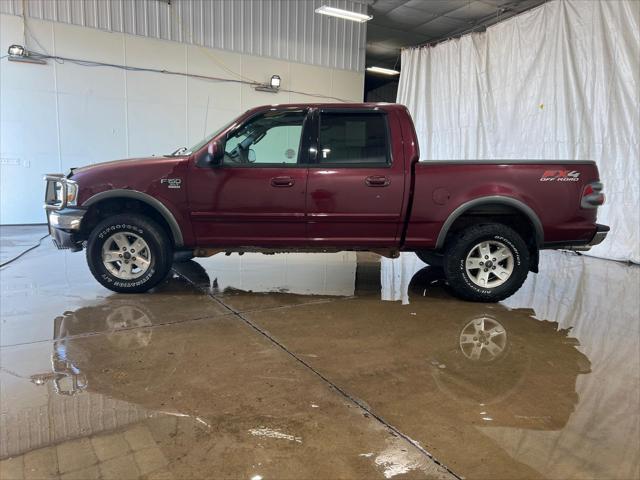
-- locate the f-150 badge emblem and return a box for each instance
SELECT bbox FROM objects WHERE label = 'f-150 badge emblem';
[160,178,182,189]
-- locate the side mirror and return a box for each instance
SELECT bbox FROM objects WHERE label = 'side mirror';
[206,140,224,165]
[196,139,224,168]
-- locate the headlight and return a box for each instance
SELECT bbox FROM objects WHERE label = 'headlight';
[66,181,78,206]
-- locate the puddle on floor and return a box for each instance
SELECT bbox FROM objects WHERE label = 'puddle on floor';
[1,231,638,480]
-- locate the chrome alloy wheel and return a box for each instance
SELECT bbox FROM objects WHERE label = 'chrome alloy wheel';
[101,232,151,280]
[465,240,514,288]
[459,316,507,362]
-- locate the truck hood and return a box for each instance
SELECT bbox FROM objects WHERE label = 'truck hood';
[69,156,183,177]
[70,155,190,207]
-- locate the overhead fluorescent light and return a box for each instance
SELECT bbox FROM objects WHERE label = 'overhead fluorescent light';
[366,66,400,76]
[315,5,372,23]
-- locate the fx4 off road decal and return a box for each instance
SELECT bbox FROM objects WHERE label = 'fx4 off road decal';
[161,178,182,189]
[540,170,580,182]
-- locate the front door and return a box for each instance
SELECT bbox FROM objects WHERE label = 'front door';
[306,109,406,246]
[189,109,310,246]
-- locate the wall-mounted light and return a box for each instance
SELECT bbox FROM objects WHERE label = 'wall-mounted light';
[6,44,47,65]
[366,66,400,76]
[8,44,25,57]
[255,74,281,93]
[315,5,372,23]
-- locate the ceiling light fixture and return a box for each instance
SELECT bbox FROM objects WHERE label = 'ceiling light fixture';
[315,5,372,23]
[366,66,400,76]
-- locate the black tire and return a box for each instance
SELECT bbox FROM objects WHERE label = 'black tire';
[443,224,530,302]
[416,250,444,267]
[86,214,173,293]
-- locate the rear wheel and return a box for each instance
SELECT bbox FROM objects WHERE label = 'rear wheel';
[86,214,172,293]
[443,224,530,302]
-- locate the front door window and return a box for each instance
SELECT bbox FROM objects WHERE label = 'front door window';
[223,111,306,166]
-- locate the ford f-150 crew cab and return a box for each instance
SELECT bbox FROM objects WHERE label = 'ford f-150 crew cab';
[44,103,608,302]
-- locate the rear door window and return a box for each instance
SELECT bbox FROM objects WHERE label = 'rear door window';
[317,112,390,166]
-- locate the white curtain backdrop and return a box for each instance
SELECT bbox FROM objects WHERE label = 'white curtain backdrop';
[397,0,639,263]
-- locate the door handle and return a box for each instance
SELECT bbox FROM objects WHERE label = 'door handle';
[271,176,295,187]
[365,175,390,187]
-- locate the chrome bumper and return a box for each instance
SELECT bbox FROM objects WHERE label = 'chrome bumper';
[46,208,86,251]
[48,209,84,230]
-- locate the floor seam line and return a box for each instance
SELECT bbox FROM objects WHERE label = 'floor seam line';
[174,267,463,480]
[235,296,350,315]
[0,311,236,350]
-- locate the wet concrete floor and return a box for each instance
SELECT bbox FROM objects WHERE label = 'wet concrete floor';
[0,226,638,479]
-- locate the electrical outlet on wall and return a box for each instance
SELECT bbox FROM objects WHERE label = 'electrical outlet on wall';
[0,158,29,168]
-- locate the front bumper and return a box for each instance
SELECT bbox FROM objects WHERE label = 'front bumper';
[46,208,86,251]
[44,173,85,251]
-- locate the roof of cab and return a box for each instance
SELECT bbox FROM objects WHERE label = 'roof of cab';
[245,102,407,114]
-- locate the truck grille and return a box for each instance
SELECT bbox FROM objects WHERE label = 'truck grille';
[44,174,66,210]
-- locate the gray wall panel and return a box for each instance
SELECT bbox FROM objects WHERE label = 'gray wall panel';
[1,0,367,71]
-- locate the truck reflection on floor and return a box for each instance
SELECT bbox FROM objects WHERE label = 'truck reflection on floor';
[30,342,88,396]
[407,266,590,428]
[31,303,154,396]
[34,262,590,435]
[175,252,359,297]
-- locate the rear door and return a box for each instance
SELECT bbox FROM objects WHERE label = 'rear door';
[306,108,406,246]
[188,108,311,246]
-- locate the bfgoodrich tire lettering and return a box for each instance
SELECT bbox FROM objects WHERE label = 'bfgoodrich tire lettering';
[443,224,530,302]
[86,214,172,293]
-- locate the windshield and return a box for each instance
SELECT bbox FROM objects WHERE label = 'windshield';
[170,119,235,156]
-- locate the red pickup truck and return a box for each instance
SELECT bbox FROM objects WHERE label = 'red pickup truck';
[44,103,608,302]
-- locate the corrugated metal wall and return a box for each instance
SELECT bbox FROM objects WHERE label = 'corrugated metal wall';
[0,0,368,71]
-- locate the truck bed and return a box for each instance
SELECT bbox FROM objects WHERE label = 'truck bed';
[405,160,600,249]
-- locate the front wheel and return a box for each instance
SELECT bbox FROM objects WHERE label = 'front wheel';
[443,224,530,302]
[86,214,173,293]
